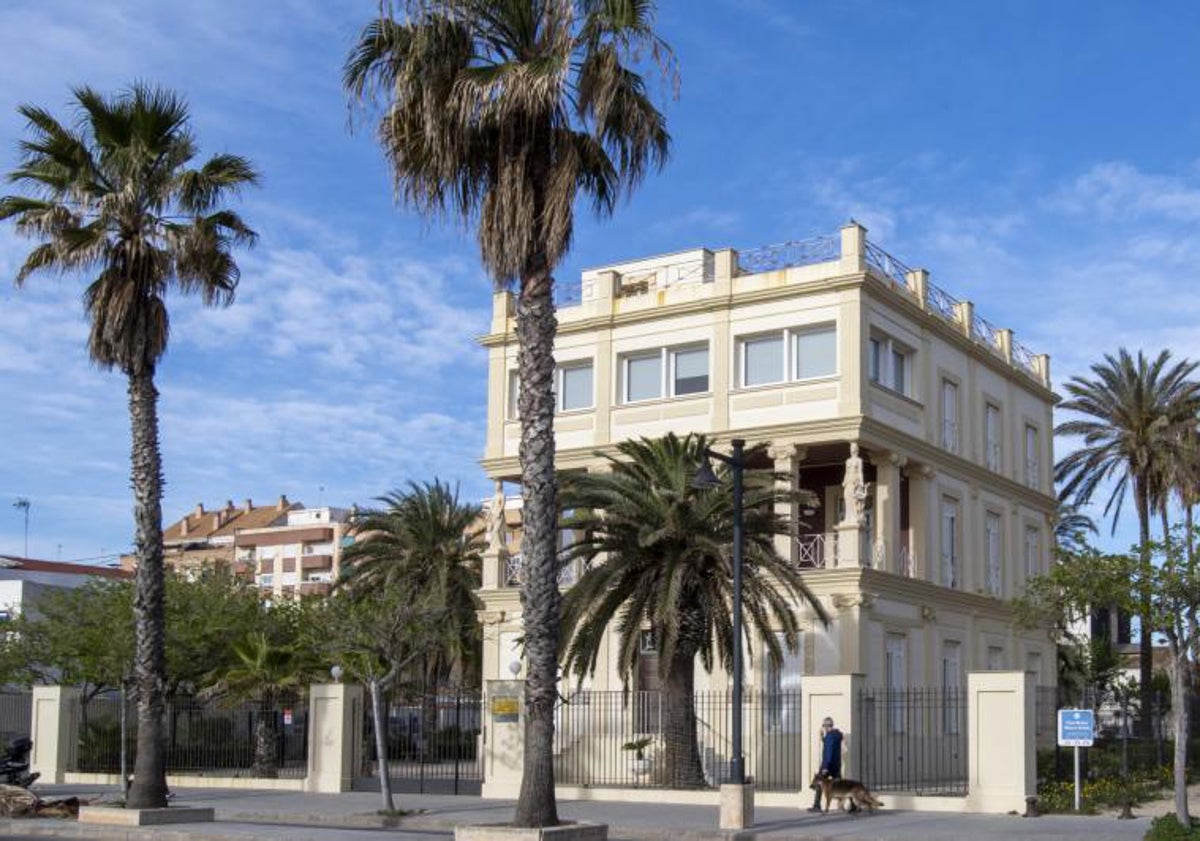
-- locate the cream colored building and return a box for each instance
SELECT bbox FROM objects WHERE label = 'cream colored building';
[477,221,1057,700]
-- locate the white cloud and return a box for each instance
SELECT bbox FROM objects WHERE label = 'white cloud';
[1048,161,1200,222]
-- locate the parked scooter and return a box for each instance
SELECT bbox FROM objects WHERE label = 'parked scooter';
[1,737,40,788]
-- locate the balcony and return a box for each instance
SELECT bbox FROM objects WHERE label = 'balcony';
[301,554,332,570]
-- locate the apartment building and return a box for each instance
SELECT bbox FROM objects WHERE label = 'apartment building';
[125,496,353,598]
[477,222,1057,694]
[234,506,353,600]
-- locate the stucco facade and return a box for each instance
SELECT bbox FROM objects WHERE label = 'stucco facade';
[476,222,1057,695]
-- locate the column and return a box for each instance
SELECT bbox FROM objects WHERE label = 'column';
[966,671,1035,813]
[768,444,805,566]
[904,465,935,580]
[839,221,866,274]
[305,683,364,793]
[872,453,904,574]
[31,685,78,784]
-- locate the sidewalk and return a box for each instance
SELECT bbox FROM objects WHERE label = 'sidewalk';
[0,784,1153,841]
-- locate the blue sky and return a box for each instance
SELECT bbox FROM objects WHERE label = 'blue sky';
[2,0,1199,562]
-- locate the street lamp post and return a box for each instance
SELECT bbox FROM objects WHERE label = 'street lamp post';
[693,439,746,786]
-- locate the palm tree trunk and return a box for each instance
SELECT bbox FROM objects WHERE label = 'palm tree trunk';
[662,645,706,789]
[125,369,169,810]
[251,699,278,778]
[512,247,561,829]
[369,677,395,812]
[1135,482,1154,738]
[1169,637,1190,825]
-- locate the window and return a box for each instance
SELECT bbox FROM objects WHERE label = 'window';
[739,324,837,387]
[507,369,520,419]
[624,353,662,402]
[868,333,913,396]
[258,574,274,587]
[985,512,1002,596]
[1024,425,1040,488]
[940,498,959,589]
[622,345,711,402]
[940,380,958,452]
[639,629,657,654]
[742,334,784,386]
[941,641,962,734]
[672,346,709,395]
[793,325,837,379]
[558,362,594,411]
[1026,651,1043,683]
[1024,526,1041,579]
[885,633,907,733]
[985,403,1001,471]
[765,631,803,732]
[987,646,1005,671]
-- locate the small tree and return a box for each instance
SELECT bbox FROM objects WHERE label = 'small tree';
[1020,535,1200,826]
[203,633,314,778]
[318,585,447,812]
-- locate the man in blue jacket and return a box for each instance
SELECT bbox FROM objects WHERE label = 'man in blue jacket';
[808,716,844,812]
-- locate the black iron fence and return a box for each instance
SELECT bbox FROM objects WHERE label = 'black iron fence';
[0,692,31,745]
[359,687,482,795]
[855,687,967,796]
[71,693,308,778]
[552,690,803,792]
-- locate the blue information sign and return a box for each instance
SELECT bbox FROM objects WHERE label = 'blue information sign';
[1057,708,1095,747]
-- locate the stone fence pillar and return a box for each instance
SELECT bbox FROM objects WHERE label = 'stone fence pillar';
[481,679,524,799]
[800,674,863,786]
[31,685,78,784]
[305,683,363,793]
[967,671,1035,813]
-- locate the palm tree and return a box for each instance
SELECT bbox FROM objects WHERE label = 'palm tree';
[559,433,828,787]
[0,84,258,808]
[204,633,312,778]
[1055,349,1200,731]
[343,1,673,825]
[340,480,484,685]
[1053,503,1097,555]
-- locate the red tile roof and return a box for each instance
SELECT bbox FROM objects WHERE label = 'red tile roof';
[0,556,132,579]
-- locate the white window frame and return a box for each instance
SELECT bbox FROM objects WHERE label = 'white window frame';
[556,361,594,412]
[622,350,663,403]
[622,344,711,403]
[1024,525,1041,579]
[940,497,959,589]
[868,332,914,397]
[985,511,1002,596]
[941,640,962,734]
[1024,425,1040,488]
[737,324,837,388]
[885,633,907,733]
[985,403,1002,471]
[940,379,959,453]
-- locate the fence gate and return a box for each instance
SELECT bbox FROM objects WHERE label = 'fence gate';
[357,687,483,795]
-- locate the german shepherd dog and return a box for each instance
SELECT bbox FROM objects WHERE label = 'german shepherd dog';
[810,773,884,814]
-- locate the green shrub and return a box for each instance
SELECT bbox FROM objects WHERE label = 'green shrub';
[1144,814,1200,841]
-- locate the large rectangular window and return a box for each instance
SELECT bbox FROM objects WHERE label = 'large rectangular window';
[985,512,1002,596]
[742,334,784,386]
[558,362,593,412]
[1024,425,1040,488]
[940,497,959,589]
[869,338,882,383]
[624,353,662,402]
[507,370,520,419]
[940,380,958,452]
[892,348,909,394]
[739,324,837,387]
[985,403,1001,471]
[793,326,837,379]
[672,346,709,395]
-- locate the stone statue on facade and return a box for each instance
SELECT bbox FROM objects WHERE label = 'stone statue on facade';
[486,480,509,553]
[842,443,868,526]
